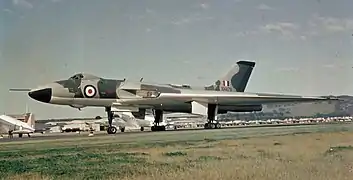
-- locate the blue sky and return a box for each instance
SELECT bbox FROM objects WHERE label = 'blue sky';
[0,0,353,119]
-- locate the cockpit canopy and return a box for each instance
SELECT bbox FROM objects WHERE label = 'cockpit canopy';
[69,73,101,80]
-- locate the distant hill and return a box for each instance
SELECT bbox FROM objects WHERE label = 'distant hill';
[262,95,353,117]
[335,95,353,115]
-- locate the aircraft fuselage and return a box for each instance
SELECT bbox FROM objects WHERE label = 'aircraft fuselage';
[28,74,262,113]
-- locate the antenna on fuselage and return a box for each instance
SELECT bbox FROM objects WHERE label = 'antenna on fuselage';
[140,78,143,82]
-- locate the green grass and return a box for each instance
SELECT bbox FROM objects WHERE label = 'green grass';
[1,123,353,180]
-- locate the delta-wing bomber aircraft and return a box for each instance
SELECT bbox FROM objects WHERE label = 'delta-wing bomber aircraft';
[10,60,337,134]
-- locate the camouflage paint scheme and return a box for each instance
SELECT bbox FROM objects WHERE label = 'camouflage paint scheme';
[55,61,255,99]
[26,61,334,114]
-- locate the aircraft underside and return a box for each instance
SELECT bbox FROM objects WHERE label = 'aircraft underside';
[104,102,260,134]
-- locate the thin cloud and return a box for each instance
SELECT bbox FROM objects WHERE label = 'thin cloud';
[233,30,259,37]
[200,3,210,10]
[259,22,300,39]
[309,14,353,33]
[322,63,348,69]
[3,9,14,14]
[256,4,274,10]
[145,8,154,14]
[145,28,152,33]
[232,22,303,40]
[12,0,33,9]
[322,64,336,68]
[171,14,214,26]
[299,35,307,41]
[260,22,299,32]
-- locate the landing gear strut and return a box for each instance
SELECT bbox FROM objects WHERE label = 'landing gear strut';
[151,109,166,131]
[106,107,117,134]
[204,104,221,129]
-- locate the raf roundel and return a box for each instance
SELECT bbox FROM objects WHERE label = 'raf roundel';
[84,85,97,98]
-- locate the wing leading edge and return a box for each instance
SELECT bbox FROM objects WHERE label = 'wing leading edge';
[115,91,338,106]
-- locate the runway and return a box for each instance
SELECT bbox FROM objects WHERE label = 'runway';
[1,122,352,145]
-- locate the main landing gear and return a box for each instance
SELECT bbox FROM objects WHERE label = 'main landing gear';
[204,104,221,129]
[106,107,117,134]
[151,109,166,132]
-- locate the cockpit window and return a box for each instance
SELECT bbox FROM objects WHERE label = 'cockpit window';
[69,73,100,80]
[69,73,84,80]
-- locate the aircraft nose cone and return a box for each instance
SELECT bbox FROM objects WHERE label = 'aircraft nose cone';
[28,88,52,103]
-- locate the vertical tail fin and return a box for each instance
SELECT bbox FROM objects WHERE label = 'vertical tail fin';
[205,60,255,92]
[25,113,36,129]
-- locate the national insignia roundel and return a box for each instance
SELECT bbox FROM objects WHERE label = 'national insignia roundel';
[84,85,97,98]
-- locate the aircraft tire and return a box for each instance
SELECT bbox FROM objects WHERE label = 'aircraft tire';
[204,123,220,129]
[215,123,221,129]
[107,127,117,134]
[19,133,23,138]
[120,127,125,133]
[140,127,144,131]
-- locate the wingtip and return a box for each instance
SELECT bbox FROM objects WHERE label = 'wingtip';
[318,96,340,101]
[9,88,32,92]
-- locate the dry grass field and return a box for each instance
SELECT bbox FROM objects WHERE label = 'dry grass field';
[0,125,352,180]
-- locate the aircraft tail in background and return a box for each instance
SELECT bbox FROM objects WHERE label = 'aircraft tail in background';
[24,113,36,129]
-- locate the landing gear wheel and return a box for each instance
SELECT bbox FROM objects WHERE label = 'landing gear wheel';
[151,109,166,132]
[215,123,221,129]
[19,133,23,138]
[120,127,125,133]
[105,107,116,134]
[140,127,144,131]
[203,104,220,130]
[107,126,117,134]
[204,123,220,129]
